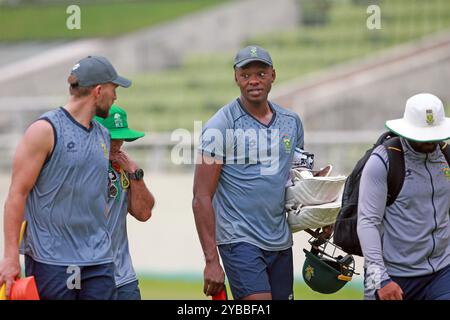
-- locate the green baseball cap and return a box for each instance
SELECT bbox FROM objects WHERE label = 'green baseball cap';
[95,105,145,142]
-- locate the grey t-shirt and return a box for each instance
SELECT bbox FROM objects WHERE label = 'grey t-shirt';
[106,165,137,287]
[22,107,112,266]
[199,98,304,251]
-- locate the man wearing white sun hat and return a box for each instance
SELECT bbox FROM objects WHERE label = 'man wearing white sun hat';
[357,93,450,300]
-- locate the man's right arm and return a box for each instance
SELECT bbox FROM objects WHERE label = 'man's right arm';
[0,120,53,297]
[192,154,224,297]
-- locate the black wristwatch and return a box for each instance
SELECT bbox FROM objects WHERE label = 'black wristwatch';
[129,168,144,181]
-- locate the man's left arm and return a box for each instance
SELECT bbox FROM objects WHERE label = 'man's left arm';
[112,150,155,221]
[128,177,154,222]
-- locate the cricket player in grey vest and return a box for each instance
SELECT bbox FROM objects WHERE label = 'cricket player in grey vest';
[193,45,305,300]
[358,93,450,300]
[95,105,154,300]
[0,56,131,300]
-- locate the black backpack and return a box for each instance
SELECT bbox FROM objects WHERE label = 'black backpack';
[333,131,450,256]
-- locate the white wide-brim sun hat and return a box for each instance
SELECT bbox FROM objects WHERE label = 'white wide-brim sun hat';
[385,93,450,142]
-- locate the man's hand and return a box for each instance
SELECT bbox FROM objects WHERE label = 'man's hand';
[377,281,404,300]
[320,225,333,239]
[0,257,21,298]
[203,260,225,297]
[110,150,138,173]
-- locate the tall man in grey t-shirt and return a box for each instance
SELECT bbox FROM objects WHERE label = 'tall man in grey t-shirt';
[0,56,131,299]
[193,46,304,300]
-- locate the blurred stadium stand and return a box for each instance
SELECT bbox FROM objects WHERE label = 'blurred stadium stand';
[0,0,449,173]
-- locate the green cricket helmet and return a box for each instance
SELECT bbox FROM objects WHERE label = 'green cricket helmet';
[302,235,357,294]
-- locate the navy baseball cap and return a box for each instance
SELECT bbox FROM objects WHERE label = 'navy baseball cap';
[233,45,273,69]
[70,55,131,88]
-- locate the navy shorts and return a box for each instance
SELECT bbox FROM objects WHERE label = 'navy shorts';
[388,263,450,300]
[116,280,141,300]
[25,255,117,300]
[218,242,293,300]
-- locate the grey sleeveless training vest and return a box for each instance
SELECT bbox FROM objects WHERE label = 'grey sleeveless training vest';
[21,107,113,266]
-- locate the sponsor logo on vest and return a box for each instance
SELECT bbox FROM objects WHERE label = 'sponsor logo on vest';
[66,141,77,152]
[101,142,108,159]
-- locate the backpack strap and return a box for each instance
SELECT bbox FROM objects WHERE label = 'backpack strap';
[442,143,450,217]
[383,140,448,207]
[439,142,450,165]
[384,137,404,206]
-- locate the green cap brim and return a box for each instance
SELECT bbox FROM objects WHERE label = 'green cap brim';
[109,128,145,142]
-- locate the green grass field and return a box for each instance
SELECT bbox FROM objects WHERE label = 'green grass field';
[0,0,227,41]
[138,277,363,300]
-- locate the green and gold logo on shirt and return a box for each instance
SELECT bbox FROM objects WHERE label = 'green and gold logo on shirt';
[283,134,292,153]
[443,167,450,180]
[100,142,108,159]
